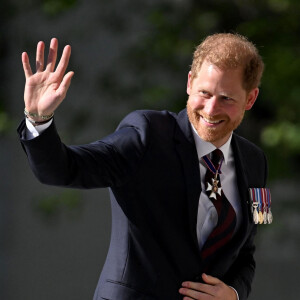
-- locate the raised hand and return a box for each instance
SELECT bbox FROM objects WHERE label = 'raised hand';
[22,38,74,122]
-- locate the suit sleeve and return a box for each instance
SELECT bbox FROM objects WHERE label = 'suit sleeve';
[17,111,150,189]
[225,225,257,300]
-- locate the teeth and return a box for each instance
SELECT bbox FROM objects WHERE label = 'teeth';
[203,117,221,124]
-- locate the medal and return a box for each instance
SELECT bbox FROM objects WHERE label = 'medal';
[262,192,268,224]
[252,201,259,224]
[206,172,222,200]
[203,153,224,201]
[249,188,272,225]
[266,190,273,224]
[267,208,273,224]
[258,193,263,224]
[263,208,268,224]
[258,211,264,224]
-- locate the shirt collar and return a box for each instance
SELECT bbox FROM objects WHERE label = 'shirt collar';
[191,124,232,165]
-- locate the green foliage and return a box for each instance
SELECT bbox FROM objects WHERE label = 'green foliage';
[262,122,300,153]
[4,0,300,181]
[32,190,83,220]
[0,111,11,134]
[238,1,300,179]
[97,0,300,180]
[42,0,77,16]
[0,94,12,135]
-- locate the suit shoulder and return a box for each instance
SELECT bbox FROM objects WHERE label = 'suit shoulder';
[126,109,177,120]
[233,133,264,156]
[233,133,268,175]
[118,109,177,130]
[233,133,268,186]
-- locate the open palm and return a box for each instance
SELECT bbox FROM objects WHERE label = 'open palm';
[22,38,74,120]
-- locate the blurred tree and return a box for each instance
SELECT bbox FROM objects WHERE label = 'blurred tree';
[3,0,300,179]
[32,190,83,220]
[41,0,77,16]
[0,0,13,135]
[96,0,300,180]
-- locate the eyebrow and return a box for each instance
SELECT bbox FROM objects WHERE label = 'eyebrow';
[219,93,233,98]
[198,89,234,98]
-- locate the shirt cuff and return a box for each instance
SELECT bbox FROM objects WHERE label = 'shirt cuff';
[25,118,53,140]
[229,286,239,300]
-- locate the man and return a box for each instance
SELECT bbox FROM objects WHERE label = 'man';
[18,33,268,300]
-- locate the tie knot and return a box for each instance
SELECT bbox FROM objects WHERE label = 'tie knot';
[211,149,223,167]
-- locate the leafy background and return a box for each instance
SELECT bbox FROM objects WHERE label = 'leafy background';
[1,0,299,299]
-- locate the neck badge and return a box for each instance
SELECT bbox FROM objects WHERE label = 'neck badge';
[202,154,224,200]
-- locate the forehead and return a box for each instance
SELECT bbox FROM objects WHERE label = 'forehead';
[197,60,243,77]
[193,61,245,94]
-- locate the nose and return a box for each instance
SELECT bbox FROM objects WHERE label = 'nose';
[203,96,219,116]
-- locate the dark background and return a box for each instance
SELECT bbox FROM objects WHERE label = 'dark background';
[1,0,299,299]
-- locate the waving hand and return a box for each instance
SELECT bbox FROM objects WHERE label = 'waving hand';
[22,38,74,122]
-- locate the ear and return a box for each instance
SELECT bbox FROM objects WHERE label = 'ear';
[186,71,192,95]
[245,88,259,110]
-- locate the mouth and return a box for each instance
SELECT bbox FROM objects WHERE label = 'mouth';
[201,115,224,126]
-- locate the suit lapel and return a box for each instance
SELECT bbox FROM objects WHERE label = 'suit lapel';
[174,109,201,249]
[231,134,252,236]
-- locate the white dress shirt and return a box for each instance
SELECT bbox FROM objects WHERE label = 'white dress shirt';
[25,118,53,139]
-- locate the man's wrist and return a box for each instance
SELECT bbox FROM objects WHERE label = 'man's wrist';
[25,115,54,126]
[25,117,53,139]
[24,108,54,125]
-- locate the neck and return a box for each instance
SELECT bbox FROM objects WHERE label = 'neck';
[211,133,232,148]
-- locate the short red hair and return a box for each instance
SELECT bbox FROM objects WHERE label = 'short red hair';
[191,33,264,92]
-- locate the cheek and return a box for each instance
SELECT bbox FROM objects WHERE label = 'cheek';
[188,96,204,110]
[227,106,245,119]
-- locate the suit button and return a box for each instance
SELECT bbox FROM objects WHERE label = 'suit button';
[194,275,202,282]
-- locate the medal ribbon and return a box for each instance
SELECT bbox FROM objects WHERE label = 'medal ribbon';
[251,188,271,213]
[202,154,224,176]
[261,188,266,211]
[249,188,273,224]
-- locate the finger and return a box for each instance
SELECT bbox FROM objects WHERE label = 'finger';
[21,52,33,78]
[35,41,45,72]
[179,286,210,300]
[182,281,206,291]
[56,71,74,100]
[202,273,221,285]
[46,38,58,72]
[55,45,72,79]
[182,281,213,297]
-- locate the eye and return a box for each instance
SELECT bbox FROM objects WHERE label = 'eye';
[221,95,233,101]
[199,90,210,97]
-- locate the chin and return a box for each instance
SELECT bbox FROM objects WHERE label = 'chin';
[198,130,222,143]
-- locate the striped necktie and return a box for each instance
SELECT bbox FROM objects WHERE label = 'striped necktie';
[201,149,237,270]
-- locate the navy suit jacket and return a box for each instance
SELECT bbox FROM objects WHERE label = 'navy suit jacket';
[18,109,268,300]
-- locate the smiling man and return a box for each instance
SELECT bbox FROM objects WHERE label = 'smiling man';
[18,33,267,300]
[186,35,260,149]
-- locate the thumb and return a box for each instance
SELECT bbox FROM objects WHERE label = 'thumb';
[202,273,221,285]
